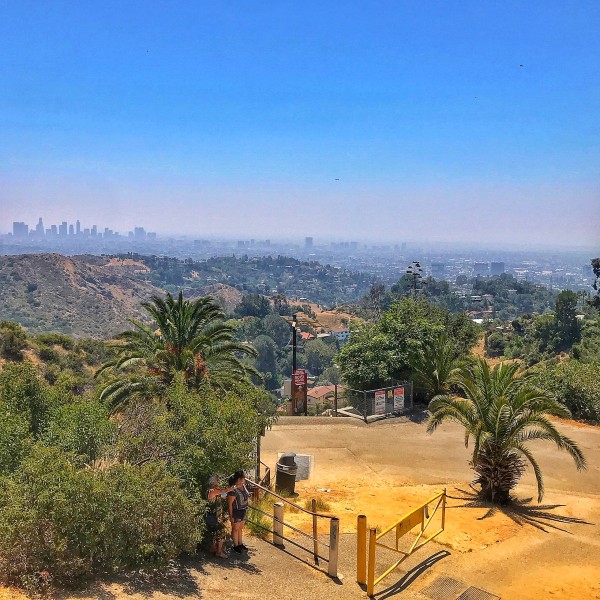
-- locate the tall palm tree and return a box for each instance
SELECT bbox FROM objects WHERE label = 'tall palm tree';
[96,292,258,410]
[427,358,585,504]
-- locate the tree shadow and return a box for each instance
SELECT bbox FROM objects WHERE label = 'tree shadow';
[194,547,262,575]
[118,559,202,597]
[373,550,451,599]
[448,486,593,533]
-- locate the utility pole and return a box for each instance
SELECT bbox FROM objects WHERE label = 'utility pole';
[292,313,297,373]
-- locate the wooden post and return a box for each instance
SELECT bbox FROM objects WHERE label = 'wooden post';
[273,502,284,546]
[328,517,340,578]
[334,384,338,416]
[366,527,377,596]
[357,515,367,585]
[312,499,319,565]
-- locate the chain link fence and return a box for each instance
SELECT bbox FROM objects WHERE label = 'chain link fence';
[338,382,413,422]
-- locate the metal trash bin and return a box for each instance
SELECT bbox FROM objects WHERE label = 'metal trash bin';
[276,452,298,495]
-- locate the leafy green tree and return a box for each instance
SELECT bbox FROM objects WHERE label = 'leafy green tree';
[485,331,506,357]
[252,335,280,389]
[304,338,337,376]
[262,313,292,348]
[590,258,600,310]
[235,294,272,318]
[338,298,479,390]
[555,290,581,349]
[428,359,586,503]
[97,292,258,410]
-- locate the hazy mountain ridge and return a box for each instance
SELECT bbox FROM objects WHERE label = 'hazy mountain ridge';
[0,254,243,337]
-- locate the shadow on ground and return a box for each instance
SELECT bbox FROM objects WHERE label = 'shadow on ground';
[372,550,451,599]
[448,486,593,533]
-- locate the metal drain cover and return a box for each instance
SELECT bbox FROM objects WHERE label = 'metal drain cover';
[456,587,500,600]
[421,576,466,598]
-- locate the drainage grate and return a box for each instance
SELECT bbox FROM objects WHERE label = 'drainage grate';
[421,575,467,599]
[456,587,501,600]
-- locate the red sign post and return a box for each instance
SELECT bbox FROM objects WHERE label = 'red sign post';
[292,369,308,415]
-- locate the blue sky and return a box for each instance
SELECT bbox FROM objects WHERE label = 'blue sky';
[1,1,599,246]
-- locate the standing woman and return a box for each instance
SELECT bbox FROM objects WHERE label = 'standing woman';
[206,474,234,558]
[228,470,250,553]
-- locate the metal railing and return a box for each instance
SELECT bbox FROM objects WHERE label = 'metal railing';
[245,479,340,578]
[358,489,447,596]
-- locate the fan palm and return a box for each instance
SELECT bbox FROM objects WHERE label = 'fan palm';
[96,291,258,410]
[427,358,585,504]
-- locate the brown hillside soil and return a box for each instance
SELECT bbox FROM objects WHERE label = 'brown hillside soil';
[289,302,354,332]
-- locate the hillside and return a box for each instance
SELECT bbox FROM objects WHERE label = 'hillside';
[0,254,246,337]
[0,254,166,337]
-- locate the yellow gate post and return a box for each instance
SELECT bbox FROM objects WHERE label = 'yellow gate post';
[357,515,367,585]
[366,527,377,596]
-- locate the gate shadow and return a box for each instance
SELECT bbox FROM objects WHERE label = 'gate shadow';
[373,550,451,599]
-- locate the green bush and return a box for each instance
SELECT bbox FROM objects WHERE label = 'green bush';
[0,446,201,589]
[43,399,115,462]
[0,362,52,436]
[533,360,600,422]
[0,411,31,476]
[0,321,28,360]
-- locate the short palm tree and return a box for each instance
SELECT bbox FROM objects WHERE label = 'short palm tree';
[411,334,466,399]
[427,358,585,504]
[96,291,258,410]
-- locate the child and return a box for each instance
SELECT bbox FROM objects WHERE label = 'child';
[227,470,250,553]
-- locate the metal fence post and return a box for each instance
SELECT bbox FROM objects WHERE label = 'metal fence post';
[273,502,284,546]
[312,498,319,565]
[367,527,377,596]
[328,517,340,578]
[357,514,367,585]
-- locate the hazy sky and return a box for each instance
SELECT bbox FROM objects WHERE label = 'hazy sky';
[1,2,599,247]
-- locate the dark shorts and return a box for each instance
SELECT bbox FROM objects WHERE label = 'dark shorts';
[233,508,247,523]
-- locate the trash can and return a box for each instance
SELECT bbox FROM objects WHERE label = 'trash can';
[276,452,298,495]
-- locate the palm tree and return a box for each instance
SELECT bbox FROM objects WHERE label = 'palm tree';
[411,334,466,399]
[96,291,258,410]
[427,358,585,504]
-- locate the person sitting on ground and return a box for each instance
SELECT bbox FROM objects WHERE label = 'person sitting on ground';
[228,470,250,554]
[206,474,234,558]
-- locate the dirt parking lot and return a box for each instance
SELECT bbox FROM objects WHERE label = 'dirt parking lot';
[262,415,600,599]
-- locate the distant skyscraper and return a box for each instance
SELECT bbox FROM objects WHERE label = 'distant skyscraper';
[305,237,314,249]
[76,220,81,235]
[69,224,74,235]
[59,221,68,236]
[473,262,489,277]
[35,218,44,237]
[12,222,28,237]
[490,262,505,276]
[134,227,146,239]
[91,225,97,237]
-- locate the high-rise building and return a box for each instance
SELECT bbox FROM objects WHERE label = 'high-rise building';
[69,224,74,236]
[91,225,97,237]
[305,237,314,248]
[76,220,81,235]
[12,222,29,237]
[134,227,146,239]
[35,218,44,237]
[473,262,489,277]
[490,262,505,276]
[59,221,68,236]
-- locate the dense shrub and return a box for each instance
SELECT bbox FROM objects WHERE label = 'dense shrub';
[0,362,52,436]
[0,321,28,360]
[43,399,115,462]
[0,412,31,476]
[533,360,600,422]
[0,446,201,589]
